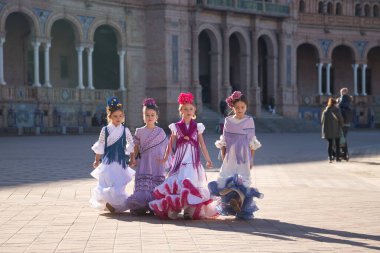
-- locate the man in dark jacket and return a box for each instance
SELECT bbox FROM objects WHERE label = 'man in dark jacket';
[337,88,353,158]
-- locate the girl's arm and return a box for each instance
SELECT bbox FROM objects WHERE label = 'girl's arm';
[198,133,213,168]
[159,133,174,163]
[93,153,101,169]
[250,149,255,170]
[220,146,226,161]
[129,144,139,167]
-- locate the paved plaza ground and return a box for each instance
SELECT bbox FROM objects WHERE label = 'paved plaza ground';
[0,129,379,252]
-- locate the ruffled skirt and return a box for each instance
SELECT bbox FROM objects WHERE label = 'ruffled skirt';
[89,162,135,212]
[149,174,218,220]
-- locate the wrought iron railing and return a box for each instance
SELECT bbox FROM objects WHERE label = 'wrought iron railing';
[196,0,290,17]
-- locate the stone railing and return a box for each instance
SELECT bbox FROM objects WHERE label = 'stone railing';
[298,13,380,30]
[196,0,290,17]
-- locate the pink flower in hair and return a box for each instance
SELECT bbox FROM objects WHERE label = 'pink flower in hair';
[226,91,243,108]
[143,98,156,106]
[177,92,194,105]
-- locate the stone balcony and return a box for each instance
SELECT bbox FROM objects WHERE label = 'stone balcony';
[196,0,290,17]
[298,13,380,30]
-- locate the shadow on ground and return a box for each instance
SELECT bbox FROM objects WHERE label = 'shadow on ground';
[104,213,380,251]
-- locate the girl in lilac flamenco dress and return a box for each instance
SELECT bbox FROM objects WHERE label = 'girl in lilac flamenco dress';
[208,91,263,219]
[126,98,168,215]
[149,92,218,220]
[90,96,136,213]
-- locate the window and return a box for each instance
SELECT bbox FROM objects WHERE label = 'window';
[355,4,361,16]
[299,0,305,13]
[364,4,370,17]
[327,2,333,15]
[374,5,379,17]
[336,2,342,15]
[318,1,323,14]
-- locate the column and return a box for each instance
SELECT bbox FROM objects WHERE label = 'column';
[44,42,51,87]
[32,41,41,87]
[361,64,367,95]
[352,63,358,95]
[87,47,94,89]
[0,37,5,85]
[222,26,231,96]
[317,63,323,95]
[251,30,258,88]
[191,26,199,86]
[118,49,126,91]
[326,63,331,95]
[76,46,84,89]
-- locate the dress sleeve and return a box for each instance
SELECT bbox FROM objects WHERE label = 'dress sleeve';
[168,123,177,135]
[133,128,140,146]
[91,127,105,154]
[197,123,205,134]
[215,135,226,149]
[124,127,135,155]
[250,136,262,150]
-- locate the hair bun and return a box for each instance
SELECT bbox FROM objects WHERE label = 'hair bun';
[143,98,157,107]
[226,91,243,108]
[107,96,122,111]
[177,92,194,105]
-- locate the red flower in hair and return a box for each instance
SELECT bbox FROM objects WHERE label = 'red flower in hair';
[226,91,243,108]
[177,92,194,105]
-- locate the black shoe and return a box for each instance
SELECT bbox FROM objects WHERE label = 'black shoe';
[336,158,342,162]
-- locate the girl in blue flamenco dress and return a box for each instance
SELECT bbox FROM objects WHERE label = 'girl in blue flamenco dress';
[208,91,263,219]
[90,96,136,213]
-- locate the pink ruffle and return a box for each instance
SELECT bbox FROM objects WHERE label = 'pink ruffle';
[149,178,218,219]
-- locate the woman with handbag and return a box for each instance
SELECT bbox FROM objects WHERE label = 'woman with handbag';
[321,98,344,163]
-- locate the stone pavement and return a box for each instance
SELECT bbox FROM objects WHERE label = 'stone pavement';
[0,130,380,253]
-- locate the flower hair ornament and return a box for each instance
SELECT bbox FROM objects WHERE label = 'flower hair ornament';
[107,96,123,112]
[143,98,157,107]
[177,92,194,105]
[226,91,243,108]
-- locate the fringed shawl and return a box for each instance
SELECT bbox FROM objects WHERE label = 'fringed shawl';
[224,116,255,164]
[170,119,201,175]
[102,125,128,169]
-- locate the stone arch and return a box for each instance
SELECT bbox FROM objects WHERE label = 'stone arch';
[228,27,250,95]
[295,40,323,61]
[366,45,380,96]
[88,19,125,47]
[330,44,356,95]
[45,13,83,42]
[0,4,40,36]
[328,41,357,62]
[197,23,223,111]
[256,31,277,108]
[296,43,320,99]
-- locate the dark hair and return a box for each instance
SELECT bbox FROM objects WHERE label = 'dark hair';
[232,94,249,107]
[143,104,159,116]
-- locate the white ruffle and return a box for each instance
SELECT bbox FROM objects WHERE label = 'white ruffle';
[215,135,226,149]
[250,136,262,150]
[91,125,135,155]
[92,127,106,154]
[197,123,205,134]
[169,122,206,135]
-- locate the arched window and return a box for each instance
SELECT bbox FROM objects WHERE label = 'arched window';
[374,5,379,17]
[318,1,324,14]
[364,4,370,17]
[355,4,362,16]
[336,2,342,15]
[299,0,305,13]
[327,2,333,15]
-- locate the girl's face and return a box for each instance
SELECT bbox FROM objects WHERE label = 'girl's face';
[232,101,247,119]
[143,108,158,127]
[109,110,124,126]
[180,103,196,120]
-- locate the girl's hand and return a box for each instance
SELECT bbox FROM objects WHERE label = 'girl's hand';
[129,157,136,167]
[93,160,100,169]
[206,160,213,169]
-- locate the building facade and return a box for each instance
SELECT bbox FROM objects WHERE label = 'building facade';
[0,0,379,133]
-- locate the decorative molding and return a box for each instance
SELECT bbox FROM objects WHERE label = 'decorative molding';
[119,19,127,33]
[33,8,52,36]
[354,40,368,58]
[78,15,95,40]
[0,2,5,12]
[318,39,333,57]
